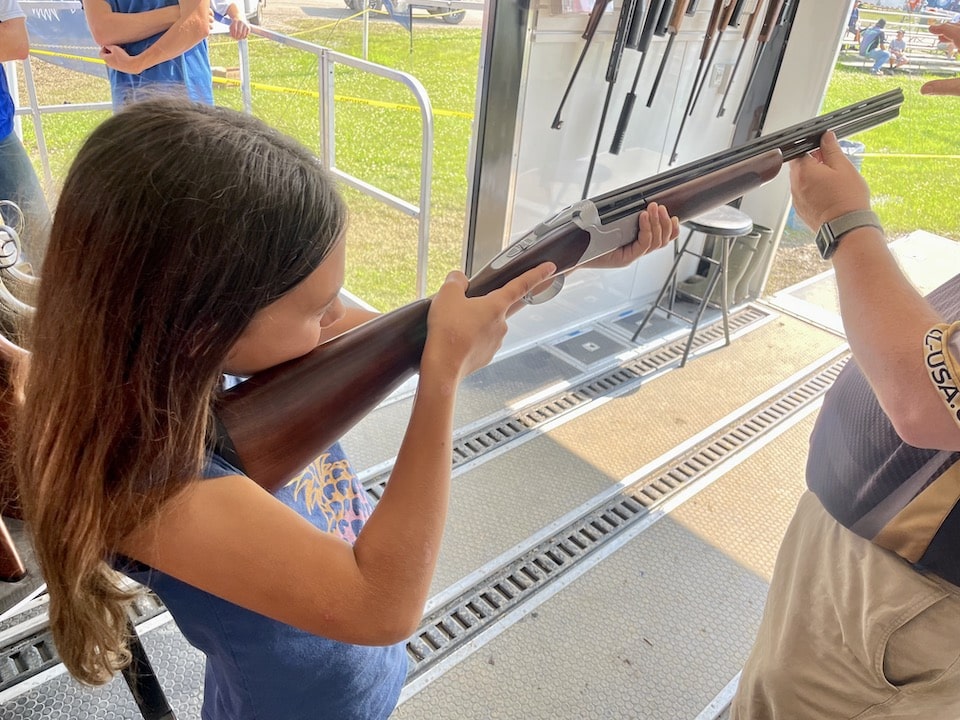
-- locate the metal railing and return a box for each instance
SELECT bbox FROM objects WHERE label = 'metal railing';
[13,1,436,299]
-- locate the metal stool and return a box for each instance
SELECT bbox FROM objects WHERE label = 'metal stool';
[631,205,754,367]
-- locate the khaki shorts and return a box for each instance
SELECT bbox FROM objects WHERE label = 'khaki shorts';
[731,491,960,720]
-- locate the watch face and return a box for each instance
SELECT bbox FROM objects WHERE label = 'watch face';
[816,225,837,260]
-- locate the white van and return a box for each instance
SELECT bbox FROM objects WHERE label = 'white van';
[238,0,266,25]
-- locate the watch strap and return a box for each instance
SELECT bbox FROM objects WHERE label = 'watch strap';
[825,210,882,240]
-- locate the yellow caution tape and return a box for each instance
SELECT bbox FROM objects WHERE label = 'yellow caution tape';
[29,47,473,119]
[860,152,960,159]
[213,75,471,117]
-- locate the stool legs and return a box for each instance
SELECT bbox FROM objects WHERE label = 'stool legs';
[634,231,738,368]
[719,235,731,347]
[679,235,729,367]
[630,230,693,343]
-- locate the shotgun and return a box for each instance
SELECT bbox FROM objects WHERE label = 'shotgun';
[607,0,668,155]
[667,0,731,164]
[215,89,904,493]
[717,0,767,118]
[731,0,786,125]
[551,0,615,130]
[687,0,740,114]
[642,0,691,111]
[726,0,748,27]
[582,0,646,197]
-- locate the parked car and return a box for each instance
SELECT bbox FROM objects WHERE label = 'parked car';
[342,0,466,24]
[240,0,265,25]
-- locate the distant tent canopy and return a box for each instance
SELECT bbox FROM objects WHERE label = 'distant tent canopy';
[24,4,106,80]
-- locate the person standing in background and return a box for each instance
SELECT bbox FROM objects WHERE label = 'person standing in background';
[82,0,212,109]
[0,0,50,268]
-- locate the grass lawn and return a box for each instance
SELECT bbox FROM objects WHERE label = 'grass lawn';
[17,19,960,309]
[819,64,959,240]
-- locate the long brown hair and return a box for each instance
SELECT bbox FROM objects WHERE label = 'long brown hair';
[15,99,346,685]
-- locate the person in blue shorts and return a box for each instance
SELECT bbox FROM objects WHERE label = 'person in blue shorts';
[82,0,213,109]
[0,0,50,266]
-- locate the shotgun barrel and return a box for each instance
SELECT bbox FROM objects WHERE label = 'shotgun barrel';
[643,0,690,109]
[608,0,670,154]
[583,0,647,197]
[717,0,767,118]
[667,0,730,164]
[687,0,739,114]
[731,0,786,125]
[215,89,904,492]
[552,0,615,130]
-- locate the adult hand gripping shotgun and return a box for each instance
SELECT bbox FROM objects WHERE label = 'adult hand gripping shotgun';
[213,89,904,493]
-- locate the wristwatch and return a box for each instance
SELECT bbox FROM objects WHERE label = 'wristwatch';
[815,210,883,260]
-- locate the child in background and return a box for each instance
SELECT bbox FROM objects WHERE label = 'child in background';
[212,0,249,39]
[889,29,908,69]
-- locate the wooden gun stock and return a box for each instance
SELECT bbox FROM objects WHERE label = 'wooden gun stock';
[216,89,904,493]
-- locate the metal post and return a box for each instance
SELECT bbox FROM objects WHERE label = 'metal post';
[362,3,370,60]
[238,38,253,114]
[19,58,52,191]
[319,49,335,171]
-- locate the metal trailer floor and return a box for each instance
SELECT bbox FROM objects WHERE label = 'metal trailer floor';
[0,230,957,720]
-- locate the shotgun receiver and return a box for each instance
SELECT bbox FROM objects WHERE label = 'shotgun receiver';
[215,89,904,493]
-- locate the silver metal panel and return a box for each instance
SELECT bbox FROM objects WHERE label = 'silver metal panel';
[463,0,536,275]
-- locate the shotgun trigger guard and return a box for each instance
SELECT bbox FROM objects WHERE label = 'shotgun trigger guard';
[488,201,592,271]
[523,274,565,305]
[572,201,630,265]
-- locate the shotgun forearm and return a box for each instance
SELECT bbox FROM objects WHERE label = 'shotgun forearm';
[216,89,904,493]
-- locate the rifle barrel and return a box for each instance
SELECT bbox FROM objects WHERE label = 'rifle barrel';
[602,88,902,220]
[217,89,904,491]
[584,0,644,195]
[551,0,614,129]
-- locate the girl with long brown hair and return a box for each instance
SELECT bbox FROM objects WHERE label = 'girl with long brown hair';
[14,98,676,719]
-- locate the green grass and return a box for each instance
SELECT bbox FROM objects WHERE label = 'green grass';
[19,20,960,310]
[819,65,960,240]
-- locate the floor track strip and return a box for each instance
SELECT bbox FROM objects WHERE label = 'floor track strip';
[364,305,772,500]
[399,352,849,698]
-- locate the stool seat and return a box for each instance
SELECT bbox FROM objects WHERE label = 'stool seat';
[631,204,755,367]
[684,205,753,237]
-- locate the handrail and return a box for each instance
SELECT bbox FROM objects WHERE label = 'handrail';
[246,24,435,298]
[13,1,436,300]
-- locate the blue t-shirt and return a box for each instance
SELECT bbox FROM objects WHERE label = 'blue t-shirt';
[105,0,214,110]
[0,0,26,139]
[0,61,12,141]
[120,444,408,720]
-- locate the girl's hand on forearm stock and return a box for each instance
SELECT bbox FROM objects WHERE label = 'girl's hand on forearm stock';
[422,262,556,384]
[582,201,679,270]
